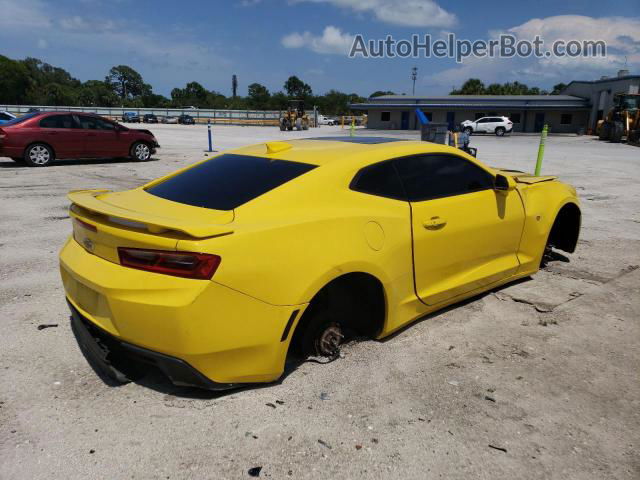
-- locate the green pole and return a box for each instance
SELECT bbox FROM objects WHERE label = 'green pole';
[534,124,548,176]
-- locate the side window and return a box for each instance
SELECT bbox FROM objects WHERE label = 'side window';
[350,160,406,201]
[39,115,75,128]
[0,113,10,120]
[477,118,490,123]
[394,154,494,202]
[77,115,98,129]
[95,118,116,130]
[380,111,391,122]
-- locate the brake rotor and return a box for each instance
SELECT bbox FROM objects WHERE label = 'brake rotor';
[315,323,344,357]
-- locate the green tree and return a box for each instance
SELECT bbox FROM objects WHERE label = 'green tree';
[105,65,150,101]
[284,75,312,98]
[551,83,567,95]
[78,80,120,107]
[268,91,289,110]
[247,83,270,109]
[369,90,395,98]
[450,78,485,95]
[0,55,30,104]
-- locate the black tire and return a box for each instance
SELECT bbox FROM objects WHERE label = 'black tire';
[297,309,344,358]
[463,126,473,135]
[495,127,506,136]
[130,141,152,162]
[610,121,624,143]
[628,129,640,145]
[295,118,302,131]
[599,121,611,141]
[24,143,54,167]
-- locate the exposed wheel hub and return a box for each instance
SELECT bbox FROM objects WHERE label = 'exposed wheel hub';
[315,323,344,357]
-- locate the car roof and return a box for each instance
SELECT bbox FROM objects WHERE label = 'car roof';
[228,137,473,168]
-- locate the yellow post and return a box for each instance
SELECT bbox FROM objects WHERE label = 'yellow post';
[453,132,458,148]
[341,116,344,129]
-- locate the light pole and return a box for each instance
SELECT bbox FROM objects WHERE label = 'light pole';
[411,67,418,95]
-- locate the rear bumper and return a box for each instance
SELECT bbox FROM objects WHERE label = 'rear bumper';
[60,237,305,388]
[69,300,235,390]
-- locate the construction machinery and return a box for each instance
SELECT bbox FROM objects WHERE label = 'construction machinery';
[279,100,309,131]
[597,93,640,145]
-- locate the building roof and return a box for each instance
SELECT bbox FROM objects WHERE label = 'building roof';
[564,74,640,88]
[368,94,583,101]
[350,94,589,110]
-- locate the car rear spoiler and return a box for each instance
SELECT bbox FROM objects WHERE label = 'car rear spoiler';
[67,189,234,239]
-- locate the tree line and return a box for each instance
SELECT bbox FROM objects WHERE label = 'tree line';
[0,55,367,115]
[450,78,567,95]
[0,54,567,114]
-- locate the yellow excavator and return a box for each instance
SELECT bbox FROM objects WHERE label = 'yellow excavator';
[597,93,640,145]
[279,100,310,131]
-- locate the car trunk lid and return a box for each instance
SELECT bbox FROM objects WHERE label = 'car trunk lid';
[68,189,233,264]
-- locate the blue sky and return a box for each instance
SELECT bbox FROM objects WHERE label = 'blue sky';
[1,0,639,97]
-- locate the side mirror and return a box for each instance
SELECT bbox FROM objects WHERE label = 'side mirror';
[494,174,516,192]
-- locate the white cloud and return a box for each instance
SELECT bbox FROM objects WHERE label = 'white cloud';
[291,0,457,28]
[282,26,354,55]
[424,15,640,92]
[0,0,230,88]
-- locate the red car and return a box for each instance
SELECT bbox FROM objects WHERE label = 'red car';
[0,112,160,167]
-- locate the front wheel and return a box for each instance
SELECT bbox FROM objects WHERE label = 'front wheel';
[610,121,624,143]
[24,143,54,167]
[463,126,473,135]
[495,127,506,136]
[130,142,151,162]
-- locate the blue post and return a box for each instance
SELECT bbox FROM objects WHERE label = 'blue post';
[207,120,213,152]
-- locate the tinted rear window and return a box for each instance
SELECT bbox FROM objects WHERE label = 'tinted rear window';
[146,154,316,210]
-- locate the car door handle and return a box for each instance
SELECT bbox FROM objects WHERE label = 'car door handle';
[86,133,96,137]
[47,131,57,135]
[423,217,447,229]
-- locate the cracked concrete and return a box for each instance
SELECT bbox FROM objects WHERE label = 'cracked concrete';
[1,126,639,479]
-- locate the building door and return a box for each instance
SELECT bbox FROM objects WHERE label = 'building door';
[534,113,545,132]
[401,111,409,130]
[446,112,455,130]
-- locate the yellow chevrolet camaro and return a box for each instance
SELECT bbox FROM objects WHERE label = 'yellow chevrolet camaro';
[60,137,581,390]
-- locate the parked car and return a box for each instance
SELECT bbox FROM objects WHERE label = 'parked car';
[317,114,336,126]
[162,115,178,124]
[122,112,140,123]
[461,116,513,136]
[60,137,581,390]
[143,114,158,124]
[0,111,17,124]
[178,114,195,125]
[0,112,159,167]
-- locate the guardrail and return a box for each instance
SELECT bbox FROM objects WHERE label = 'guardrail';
[0,105,283,126]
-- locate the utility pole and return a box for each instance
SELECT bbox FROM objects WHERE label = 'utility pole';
[411,67,418,95]
[232,74,238,99]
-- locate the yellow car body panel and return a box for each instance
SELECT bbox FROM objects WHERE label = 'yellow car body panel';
[60,139,580,388]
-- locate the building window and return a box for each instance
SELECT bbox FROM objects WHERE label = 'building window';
[474,113,485,120]
[510,113,521,124]
[560,114,573,125]
[381,111,391,122]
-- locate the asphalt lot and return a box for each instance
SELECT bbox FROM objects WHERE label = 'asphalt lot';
[1,124,639,479]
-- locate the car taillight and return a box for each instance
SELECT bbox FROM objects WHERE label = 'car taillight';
[118,247,221,280]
